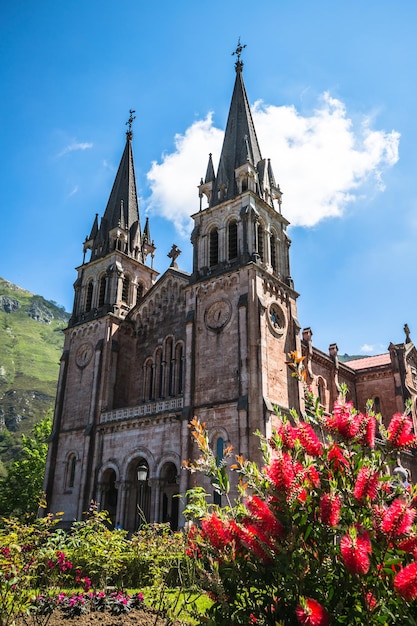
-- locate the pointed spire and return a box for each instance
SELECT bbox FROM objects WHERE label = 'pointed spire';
[88,114,143,261]
[205,153,215,183]
[211,42,263,206]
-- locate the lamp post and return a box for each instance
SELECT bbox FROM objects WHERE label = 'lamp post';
[136,463,148,528]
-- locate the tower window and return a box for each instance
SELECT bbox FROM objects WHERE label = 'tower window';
[270,234,277,271]
[258,225,265,262]
[213,436,224,506]
[228,221,238,260]
[209,228,219,267]
[122,276,130,303]
[98,276,106,307]
[85,282,93,313]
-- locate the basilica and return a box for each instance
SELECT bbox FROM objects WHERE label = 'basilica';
[43,51,417,530]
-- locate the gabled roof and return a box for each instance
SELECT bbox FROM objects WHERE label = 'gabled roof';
[346,354,391,370]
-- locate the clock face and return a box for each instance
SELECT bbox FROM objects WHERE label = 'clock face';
[267,303,286,337]
[75,342,94,368]
[205,299,232,331]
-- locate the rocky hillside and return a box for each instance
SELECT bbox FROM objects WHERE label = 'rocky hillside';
[0,278,69,468]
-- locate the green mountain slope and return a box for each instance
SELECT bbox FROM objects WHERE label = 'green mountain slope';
[0,277,69,466]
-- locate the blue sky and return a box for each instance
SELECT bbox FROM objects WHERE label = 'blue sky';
[1,1,416,356]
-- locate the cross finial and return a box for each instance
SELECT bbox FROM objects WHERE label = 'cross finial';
[232,37,246,70]
[167,244,182,268]
[126,109,136,139]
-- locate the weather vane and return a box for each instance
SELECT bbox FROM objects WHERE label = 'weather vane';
[126,109,136,138]
[232,37,246,63]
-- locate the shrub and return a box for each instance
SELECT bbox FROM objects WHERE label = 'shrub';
[183,355,417,625]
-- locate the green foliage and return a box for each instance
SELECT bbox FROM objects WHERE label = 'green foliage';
[62,505,131,589]
[0,413,52,519]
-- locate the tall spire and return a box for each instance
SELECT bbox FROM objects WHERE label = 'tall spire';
[210,41,262,206]
[84,112,144,262]
[204,42,281,210]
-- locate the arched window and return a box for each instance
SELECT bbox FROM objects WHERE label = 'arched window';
[144,359,154,401]
[155,348,163,399]
[122,276,130,303]
[228,220,238,260]
[85,282,93,313]
[209,228,219,267]
[137,283,144,300]
[175,343,184,395]
[67,454,77,489]
[257,224,265,262]
[213,436,224,506]
[165,338,174,397]
[374,397,381,413]
[270,234,277,272]
[317,378,325,406]
[98,276,107,307]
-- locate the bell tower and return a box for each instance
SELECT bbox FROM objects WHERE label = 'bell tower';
[186,43,302,464]
[44,115,158,523]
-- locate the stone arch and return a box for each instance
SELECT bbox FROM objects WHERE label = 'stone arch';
[122,449,155,532]
[156,452,181,530]
[97,463,120,527]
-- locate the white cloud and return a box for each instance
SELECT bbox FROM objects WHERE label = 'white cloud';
[360,343,375,354]
[67,185,78,198]
[146,93,399,234]
[58,141,93,158]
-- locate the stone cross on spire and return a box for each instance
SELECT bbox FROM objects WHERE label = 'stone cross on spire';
[167,244,182,268]
[126,109,136,140]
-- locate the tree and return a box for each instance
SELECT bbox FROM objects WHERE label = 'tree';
[0,412,52,519]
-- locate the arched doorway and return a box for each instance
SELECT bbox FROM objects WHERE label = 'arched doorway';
[101,469,118,527]
[160,462,179,530]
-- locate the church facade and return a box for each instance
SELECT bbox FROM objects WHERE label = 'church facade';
[43,54,417,530]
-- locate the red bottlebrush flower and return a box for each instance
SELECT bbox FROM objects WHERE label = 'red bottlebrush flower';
[331,401,361,439]
[319,493,341,527]
[353,466,379,502]
[245,495,285,538]
[394,560,417,601]
[398,535,417,557]
[387,413,417,449]
[294,422,323,457]
[267,452,295,492]
[201,513,230,551]
[340,529,372,575]
[327,444,349,473]
[365,591,377,611]
[381,498,416,537]
[358,413,376,448]
[295,597,330,626]
[233,521,272,564]
[305,465,321,488]
[276,421,296,450]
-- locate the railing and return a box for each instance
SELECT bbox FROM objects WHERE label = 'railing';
[100,397,184,423]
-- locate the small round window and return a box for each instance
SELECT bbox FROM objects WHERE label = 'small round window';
[267,303,286,337]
